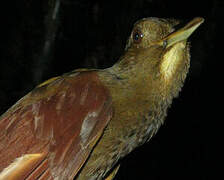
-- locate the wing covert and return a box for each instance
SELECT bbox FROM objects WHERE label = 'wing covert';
[0,71,113,180]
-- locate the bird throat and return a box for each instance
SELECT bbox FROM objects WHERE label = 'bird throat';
[160,41,188,83]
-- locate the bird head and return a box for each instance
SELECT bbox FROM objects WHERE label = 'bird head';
[112,17,204,102]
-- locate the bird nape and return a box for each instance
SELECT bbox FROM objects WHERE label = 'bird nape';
[0,17,204,180]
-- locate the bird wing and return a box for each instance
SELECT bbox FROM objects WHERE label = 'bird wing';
[0,71,113,180]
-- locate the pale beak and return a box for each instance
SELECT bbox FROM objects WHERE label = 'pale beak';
[160,17,204,48]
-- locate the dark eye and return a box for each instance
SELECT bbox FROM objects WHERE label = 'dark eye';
[133,29,143,43]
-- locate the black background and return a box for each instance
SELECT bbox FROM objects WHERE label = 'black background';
[0,0,221,179]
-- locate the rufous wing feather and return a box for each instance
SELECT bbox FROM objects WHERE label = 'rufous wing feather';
[0,71,113,180]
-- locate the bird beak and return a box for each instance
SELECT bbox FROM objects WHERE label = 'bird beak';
[160,17,204,48]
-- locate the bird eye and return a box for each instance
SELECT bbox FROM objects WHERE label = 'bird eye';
[133,29,143,43]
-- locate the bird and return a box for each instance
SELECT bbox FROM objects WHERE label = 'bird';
[0,17,204,180]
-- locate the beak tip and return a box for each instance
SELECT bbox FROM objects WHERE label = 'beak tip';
[194,17,205,25]
[164,17,204,48]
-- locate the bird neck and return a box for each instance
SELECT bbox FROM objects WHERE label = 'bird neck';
[100,43,190,131]
[99,66,168,155]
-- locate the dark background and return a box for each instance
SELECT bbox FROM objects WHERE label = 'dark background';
[0,0,221,179]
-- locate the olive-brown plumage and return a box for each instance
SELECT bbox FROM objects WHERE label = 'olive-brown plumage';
[0,17,203,180]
